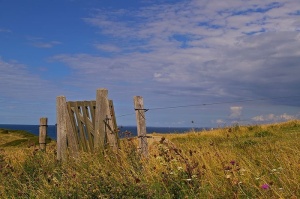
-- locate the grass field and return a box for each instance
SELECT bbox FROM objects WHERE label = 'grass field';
[0,120,299,198]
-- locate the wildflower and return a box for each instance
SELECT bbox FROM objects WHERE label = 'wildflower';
[261,183,270,190]
[230,160,236,165]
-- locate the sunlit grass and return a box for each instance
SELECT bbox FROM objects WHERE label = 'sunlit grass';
[0,120,299,198]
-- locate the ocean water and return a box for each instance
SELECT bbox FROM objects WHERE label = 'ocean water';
[0,124,206,140]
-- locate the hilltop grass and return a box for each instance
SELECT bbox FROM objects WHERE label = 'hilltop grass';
[0,128,51,147]
[0,121,299,198]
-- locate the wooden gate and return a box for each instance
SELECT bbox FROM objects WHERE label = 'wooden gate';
[67,101,96,152]
[56,89,119,161]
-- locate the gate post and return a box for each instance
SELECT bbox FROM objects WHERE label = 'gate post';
[134,96,148,157]
[56,96,67,161]
[95,89,108,151]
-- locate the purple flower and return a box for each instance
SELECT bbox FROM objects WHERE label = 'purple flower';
[230,160,236,165]
[261,184,270,190]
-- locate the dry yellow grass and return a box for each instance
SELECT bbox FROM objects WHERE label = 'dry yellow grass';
[0,120,299,198]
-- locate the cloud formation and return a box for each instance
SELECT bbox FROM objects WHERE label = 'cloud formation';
[1,0,300,126]
[230,106,243,119]
[27,37,61,48]
[55,0,300,105]
[252,113,297,122]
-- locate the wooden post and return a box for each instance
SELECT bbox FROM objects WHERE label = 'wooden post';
[134,96,148,157]
[39,117,47,151]
[94,89,108,151]
[56,96,67,161]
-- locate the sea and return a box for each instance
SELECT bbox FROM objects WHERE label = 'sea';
[0,124,207,140]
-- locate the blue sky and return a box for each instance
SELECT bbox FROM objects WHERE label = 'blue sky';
[1,0,300,128]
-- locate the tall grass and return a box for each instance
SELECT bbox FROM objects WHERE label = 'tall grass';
[0,120,299,198]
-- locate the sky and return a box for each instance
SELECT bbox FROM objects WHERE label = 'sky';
[1,0,300,128]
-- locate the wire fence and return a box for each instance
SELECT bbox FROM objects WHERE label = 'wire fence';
[116,95,300,128]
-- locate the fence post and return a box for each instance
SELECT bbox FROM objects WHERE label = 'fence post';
[39,117,47,151]
[56,96,67,161]
[95,88,108,151]
[134,96,148,157]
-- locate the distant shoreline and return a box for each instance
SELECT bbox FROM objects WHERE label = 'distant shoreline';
[0,124,209,140]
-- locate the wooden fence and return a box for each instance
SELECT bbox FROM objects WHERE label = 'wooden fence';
[56,88,119,161]
[52,88,150,161]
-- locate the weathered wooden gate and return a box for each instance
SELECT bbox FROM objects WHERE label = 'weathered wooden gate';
[67,101,96,152]
[56,88,119,161]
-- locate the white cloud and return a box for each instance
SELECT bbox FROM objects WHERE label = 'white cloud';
[0,58,56,99]
[78,0,300,101]
[52,0,300,125]
[216,119,225,126]
[32,41,61,48]
[230,106,243,119]
[94,44,121,52]
[1,0,299,126]
[27,37,61,48]
[252,113,297,122]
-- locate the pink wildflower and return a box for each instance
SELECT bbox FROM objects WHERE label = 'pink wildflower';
[261,183,270,190]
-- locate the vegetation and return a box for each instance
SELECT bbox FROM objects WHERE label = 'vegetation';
[0,121,299,198]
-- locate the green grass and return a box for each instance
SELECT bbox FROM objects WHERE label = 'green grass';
[0,129,52,147]
[0,120,299,198]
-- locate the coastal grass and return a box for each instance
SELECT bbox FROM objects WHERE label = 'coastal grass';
[0,120,299,198]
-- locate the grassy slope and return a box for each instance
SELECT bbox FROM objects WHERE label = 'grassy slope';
[0,129,40,147]
[0,121,299,198]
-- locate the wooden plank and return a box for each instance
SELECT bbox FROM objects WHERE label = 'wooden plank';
[108,100,119,149]
[39,117,47,151]
[134,96,148,157]
[95,89,108,151]
[90,101,96,126]
[81,101,94,152]
[74,102,88,152]
[56,96,67,161]
[83,101,95,136]
[65,104,79,158]
[66,102,80,150]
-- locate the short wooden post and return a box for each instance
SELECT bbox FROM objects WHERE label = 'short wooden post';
[134,96,148,157]
[56,96,67,161]
[94,89,108,151]
[39,117,47,151]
